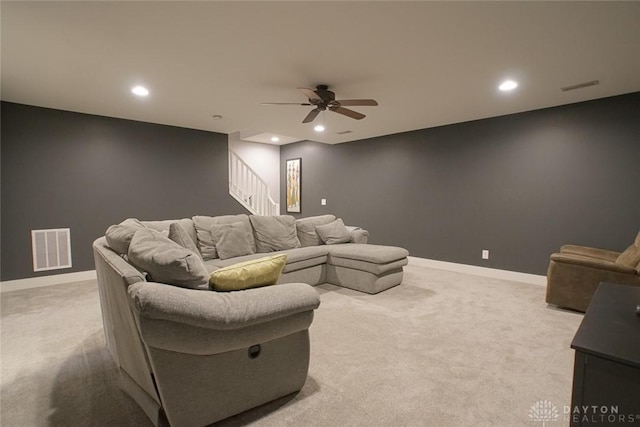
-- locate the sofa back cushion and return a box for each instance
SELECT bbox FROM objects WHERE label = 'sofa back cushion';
[142,218,198,245]
[295,215,336,247]
[128,229,209,289]
[616,231,640,268]
[315,218,352,245]
[209,222,255,260]
[105,218,146,255]
[250,215,301,252]
[193,215,256,260]
[168,222,202,260]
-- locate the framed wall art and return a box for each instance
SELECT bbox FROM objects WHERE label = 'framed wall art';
[286,158,301,213]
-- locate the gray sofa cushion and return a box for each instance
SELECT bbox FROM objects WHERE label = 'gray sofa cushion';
[327,243,409,264]
[128,229,209,290]
[250,215,301,252]
[295,215,336,247]
[105,218,145,255]
[346,226,369,244]
[142,218,197,242]
[282,255,327,274]
[193,214,255,260]
[315,218,352,245]
[169,222,202,260]
[209,222,255,260]
[328,256,409,275]
[205,246,329,270]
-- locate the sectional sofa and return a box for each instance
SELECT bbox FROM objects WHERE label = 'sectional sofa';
[93,213,409,426]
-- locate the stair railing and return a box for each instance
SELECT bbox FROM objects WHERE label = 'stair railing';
[228,150,279,216]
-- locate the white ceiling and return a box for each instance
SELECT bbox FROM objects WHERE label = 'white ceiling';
[2,1,640,145]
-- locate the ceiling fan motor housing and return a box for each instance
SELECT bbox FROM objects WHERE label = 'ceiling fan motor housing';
[314,84,336,102]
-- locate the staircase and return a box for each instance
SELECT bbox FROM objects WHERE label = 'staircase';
[228,150,279,216]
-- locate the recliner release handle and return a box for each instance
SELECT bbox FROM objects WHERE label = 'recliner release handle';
[248,344,261,359]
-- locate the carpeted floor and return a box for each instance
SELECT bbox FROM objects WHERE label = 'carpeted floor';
[0,262,583,426]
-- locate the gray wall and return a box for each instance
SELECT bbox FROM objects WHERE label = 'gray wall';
[1,102,243,281]
[281,92,640,275]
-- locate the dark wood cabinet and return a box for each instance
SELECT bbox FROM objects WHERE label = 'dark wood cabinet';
[570,282,640,426]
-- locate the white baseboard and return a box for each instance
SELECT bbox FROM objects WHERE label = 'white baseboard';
[0,270,97,293]
[408,256,547,286]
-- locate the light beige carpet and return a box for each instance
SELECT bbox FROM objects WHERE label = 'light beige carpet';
[0,262,582,426]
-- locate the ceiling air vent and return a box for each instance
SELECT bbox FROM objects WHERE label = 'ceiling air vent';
[31,228,72,272]
[336,130,353,135]
[561,80,600,92]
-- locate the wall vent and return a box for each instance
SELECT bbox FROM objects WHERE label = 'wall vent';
[31,228,72,272]
[561,80,600,92]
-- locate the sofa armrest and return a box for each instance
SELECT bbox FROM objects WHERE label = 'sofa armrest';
[346,226,369,244]
[559,245,620,262]
[550,253,637,274]
[129,282,321,355]
[128,281,320,331]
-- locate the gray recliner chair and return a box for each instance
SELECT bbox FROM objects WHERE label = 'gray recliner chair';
[93,237,320,427]
[545,232,640,312]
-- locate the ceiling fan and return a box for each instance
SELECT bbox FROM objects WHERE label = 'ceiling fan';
[263,85,378,124]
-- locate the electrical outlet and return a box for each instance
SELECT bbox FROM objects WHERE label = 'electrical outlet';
[482,250,489,260]
[321,198,327,206]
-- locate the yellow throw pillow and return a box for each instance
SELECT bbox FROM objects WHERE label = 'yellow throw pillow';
[209,254,288,291]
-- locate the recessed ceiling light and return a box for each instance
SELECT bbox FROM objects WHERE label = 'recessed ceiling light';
[131,85,149,97]
[270,136,280,142]
[212,115,223,120]
[314,124,325,132]
[499,80,518,92]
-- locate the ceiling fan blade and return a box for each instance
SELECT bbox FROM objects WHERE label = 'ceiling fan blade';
[336,99,379,107]
[297,87,323,102]
[302,108,321,123]
[332,106,366,120]
[262,102,312,106]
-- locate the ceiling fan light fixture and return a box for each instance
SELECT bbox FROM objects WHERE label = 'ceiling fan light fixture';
[314,124,325,132]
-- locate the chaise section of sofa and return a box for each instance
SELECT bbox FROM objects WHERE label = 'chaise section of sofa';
[326,244,409,294]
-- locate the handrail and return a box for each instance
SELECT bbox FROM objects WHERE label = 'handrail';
[228,150,279,216]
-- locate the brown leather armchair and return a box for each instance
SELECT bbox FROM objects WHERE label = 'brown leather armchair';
[546,232,640,312]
